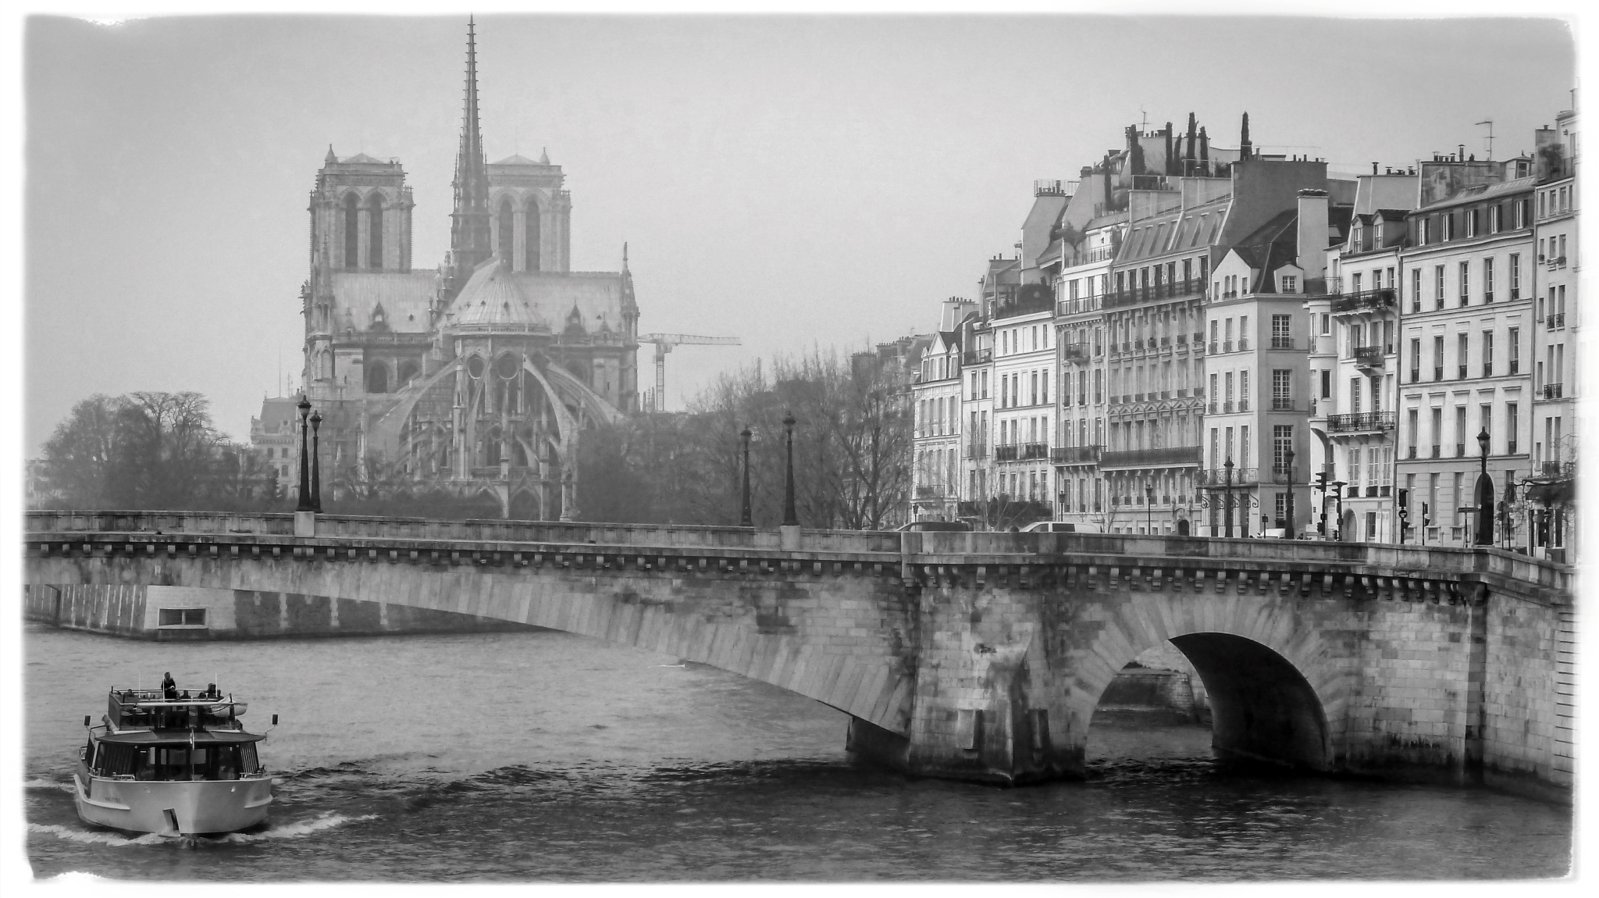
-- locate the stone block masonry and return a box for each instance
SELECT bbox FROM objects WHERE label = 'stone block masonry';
[23,512,1573,794]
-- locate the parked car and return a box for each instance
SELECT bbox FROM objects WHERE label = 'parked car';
[1020,521,1103,534]
[896,520,973,532]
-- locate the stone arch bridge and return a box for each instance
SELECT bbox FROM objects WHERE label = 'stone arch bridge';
[23,511,1574,793]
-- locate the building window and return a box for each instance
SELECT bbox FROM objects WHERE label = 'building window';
[157,608,207,628]
[1433,335,1444,381]
[1270,314,1292,349]
[1490,204,1502,232]
[1510,254,1521,299]
[1457,333,1469,380]
[1509,327,1520,374]
[1459,261,1470,306]
[1483,257,1495,302]
[1507,403,1519,454]
[1280,274,1298,294]
[1272,370,1292,410]
[1482,331,1494,377]
[1434,265,1445,310]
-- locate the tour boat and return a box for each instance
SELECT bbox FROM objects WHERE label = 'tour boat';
[74,685,275,837]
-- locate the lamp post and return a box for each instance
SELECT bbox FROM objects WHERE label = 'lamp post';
[782,412,798,527]
[1145,481,1153,534]
[295,395,313,512]
[1475,426,1493,545]
[739,427,753,527]
[1500,470,1515,549]
[1223,457,1235,538]
[1284,444,1296,539]
[310,410,323,513]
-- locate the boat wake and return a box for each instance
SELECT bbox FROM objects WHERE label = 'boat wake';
[215,812,379,843]
[27,824,170,847]
[25,777,75,793]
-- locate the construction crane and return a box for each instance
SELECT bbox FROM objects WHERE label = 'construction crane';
[638,332,740,411]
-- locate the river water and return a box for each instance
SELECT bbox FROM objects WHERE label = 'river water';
[20,624,1573,882]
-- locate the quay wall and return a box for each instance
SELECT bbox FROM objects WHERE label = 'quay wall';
[22,583,534,640]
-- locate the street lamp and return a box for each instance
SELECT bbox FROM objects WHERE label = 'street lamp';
[1475,426,1493,545]
[1145,481,1153,534]
[739,427,753,527]
[782,412,798,527]
[1284,444,1297,539]
[1223,457,1235,538]
[310,409,323,513]
[295,395,313,512]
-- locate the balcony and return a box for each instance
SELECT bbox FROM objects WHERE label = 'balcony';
[1222,400,1235,413]
[1456,443,1467,458]
[1458,365,1468,379]
[1547,312,1567,330]
[1270,337,1297,350]
[1330,287,1398,314]
[965,441,989,460]
[1484,291,1494,303]
[1198,467,1260,486]
[1327,411,1397,433]
[995,444,1019,462]
[1353,345,1385,369]
[1021,442,1049,461]
[962,348,992,365]
[1098,446,1202,469]
[1433,367,1443,381]
[1270,465,1296,484]
[1541,461,1576,477]
[1409,369,1421,383]
[1064,343,1091,363]
[1104,279,1204,308]
[1270,397,1297,411]
[1542,382,1565,399]
[1051,445,1103,465]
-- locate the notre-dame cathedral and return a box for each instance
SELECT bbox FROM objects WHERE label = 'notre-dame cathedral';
[271,20,640,520]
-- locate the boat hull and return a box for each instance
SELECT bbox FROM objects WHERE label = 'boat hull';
[73,767,273,836]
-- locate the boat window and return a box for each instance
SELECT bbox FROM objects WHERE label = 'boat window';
[240,743,260,775]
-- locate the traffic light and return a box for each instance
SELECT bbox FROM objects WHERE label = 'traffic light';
[1422,502,1431,526]
[1398,489,1410,542]
[1313,471,1328,492]
[1330,481,1343,501]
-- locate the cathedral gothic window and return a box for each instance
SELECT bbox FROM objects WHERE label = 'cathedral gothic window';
[498,197,515,264]
[525,197,541,271]
[343,193,360,268]
[367,193,384,270]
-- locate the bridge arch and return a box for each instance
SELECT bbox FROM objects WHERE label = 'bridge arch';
[1070,592,1346,772]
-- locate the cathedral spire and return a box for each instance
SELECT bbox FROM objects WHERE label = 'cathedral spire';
[448,16,493,294]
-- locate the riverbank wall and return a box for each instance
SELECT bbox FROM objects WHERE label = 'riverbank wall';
[22,583,535,640]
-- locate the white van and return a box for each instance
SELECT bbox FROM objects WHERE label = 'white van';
[1021,521,1103,534]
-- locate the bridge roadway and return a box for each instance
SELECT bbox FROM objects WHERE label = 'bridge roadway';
[23,510,1575,793]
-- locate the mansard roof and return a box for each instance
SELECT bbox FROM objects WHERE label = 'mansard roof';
[1419,175,1537,212]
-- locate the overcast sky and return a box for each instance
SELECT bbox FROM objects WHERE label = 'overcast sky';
[18,10,1577,454]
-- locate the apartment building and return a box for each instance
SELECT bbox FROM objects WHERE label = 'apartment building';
[1527,108,1579,557]
[1052,214,1119,525]
[910,307,967,522]
[1317,172,1417,541]
[1395,163,1536,547]
[1101,188,1218,534]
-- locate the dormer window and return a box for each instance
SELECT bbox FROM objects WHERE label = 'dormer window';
[1375,221,1384,245]
[1280,274,1298,294]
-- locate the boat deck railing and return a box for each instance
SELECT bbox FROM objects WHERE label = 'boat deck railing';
[107,687,247,732]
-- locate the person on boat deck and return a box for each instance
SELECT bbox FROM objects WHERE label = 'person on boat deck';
[204,683,219,699]
[161,672,177,700]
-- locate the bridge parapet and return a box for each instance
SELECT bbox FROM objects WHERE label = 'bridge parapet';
[23,509,1575,791]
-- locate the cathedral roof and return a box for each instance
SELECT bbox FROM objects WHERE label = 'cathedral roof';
[492,154,546,166]
[339,152,390,165]
[330,271,437,334]
[443,258,625,335]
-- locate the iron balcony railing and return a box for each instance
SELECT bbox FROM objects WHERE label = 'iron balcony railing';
[1098,446,1202,469]
[1327,411,1396,433]
[1198,467,1260,486]
[1271,397,1298,411]
[962,348,992,365]
[1269,337,1297,350]
[1022,442,1049,460]
[995,444,1019,462]
[1050,445,1103,465]
[1542,383,1565,399]
[965,441,989,460]
[1353,346,1385,367]
[1064,343,1091,363]
[1330,287,1398,314]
